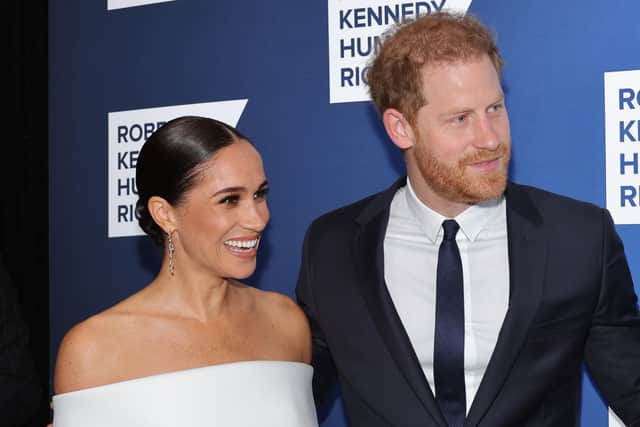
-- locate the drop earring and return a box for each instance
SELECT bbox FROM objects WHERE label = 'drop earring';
[167,231,175,276]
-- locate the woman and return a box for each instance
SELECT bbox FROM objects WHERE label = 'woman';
[53,116,317,426]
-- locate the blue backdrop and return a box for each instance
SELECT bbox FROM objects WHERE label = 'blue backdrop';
[49,1,640,425]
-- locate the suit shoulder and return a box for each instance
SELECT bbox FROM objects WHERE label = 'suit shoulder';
[311,192,379,229]
[509,182,605,223]
[299,192,383,251]
[307,178,403,233]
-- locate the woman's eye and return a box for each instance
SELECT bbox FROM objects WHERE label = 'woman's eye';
[219,195,240,205]
[253,188,269,200]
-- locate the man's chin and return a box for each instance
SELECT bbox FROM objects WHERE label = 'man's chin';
[460,175,508,203]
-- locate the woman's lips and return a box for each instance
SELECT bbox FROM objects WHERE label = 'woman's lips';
[223,237,260,259]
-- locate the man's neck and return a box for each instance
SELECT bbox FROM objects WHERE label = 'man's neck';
[406,176,473,218]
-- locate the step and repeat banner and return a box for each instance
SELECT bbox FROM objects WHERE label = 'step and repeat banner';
[50,1,640,426]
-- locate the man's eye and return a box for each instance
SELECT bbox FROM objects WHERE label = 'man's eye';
[489,104,503,113]
[453,115,466,123]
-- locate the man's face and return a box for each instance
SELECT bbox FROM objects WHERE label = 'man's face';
[410,54,511,206]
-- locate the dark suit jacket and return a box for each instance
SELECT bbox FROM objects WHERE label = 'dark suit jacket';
[0,253,41,426]
[296,178,640,427]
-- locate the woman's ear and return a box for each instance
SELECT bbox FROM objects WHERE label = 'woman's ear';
[382,108,416,150]
[147,196,177,234]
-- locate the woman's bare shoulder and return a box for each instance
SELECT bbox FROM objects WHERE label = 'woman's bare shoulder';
[253,288,312,363]
[53,295,148,394]
[259,290,306,320]
[54,309,122,394]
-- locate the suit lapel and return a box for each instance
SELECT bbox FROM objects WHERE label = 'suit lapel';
[465,183,547,426]
[352,178,447,426]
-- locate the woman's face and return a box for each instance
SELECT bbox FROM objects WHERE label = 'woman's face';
[172,139,269,280]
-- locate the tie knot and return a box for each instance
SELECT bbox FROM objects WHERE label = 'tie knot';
[442,219,460,241]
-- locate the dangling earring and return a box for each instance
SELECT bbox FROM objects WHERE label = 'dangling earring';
[167,231,175,276]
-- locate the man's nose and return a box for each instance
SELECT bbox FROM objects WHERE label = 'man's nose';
[474,115,501,150]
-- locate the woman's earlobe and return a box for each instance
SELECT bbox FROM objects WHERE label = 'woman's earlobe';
[147,196,175,233]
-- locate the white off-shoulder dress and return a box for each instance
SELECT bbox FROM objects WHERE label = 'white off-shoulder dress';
[53,360,318,427]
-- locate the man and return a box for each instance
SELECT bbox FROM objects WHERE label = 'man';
[296,12,640,427]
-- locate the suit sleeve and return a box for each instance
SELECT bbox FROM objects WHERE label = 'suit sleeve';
[584,209,640,426]
[295,223,338,407]
[0,256,41,426]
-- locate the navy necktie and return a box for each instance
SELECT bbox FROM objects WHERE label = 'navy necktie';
[434,219,466,427]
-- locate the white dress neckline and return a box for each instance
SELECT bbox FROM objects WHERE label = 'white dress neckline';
[53,360,318,427]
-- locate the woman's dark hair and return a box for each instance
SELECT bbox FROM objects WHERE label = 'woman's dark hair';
[135,116,249,246]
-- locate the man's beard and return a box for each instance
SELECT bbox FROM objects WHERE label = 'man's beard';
[414,141,511,205]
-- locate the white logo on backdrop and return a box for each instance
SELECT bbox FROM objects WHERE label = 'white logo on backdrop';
[107,0,175,11]
[604,70,640,224]
[107,99,248,238]
[327,0,473,104]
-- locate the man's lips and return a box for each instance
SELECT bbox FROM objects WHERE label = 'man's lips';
[467,156,502,172]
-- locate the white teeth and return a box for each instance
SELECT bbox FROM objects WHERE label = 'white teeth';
[224,239,258,249]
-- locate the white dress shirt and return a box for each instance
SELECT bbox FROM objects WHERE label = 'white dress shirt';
[383,179,509,413]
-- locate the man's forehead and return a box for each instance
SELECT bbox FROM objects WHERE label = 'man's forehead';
[419,54,493,78]
[418,61,504,110]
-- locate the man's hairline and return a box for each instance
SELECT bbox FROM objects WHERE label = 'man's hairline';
[381,52,503,125]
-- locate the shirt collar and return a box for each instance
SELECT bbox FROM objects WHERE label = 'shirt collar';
[405,177,505,242]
